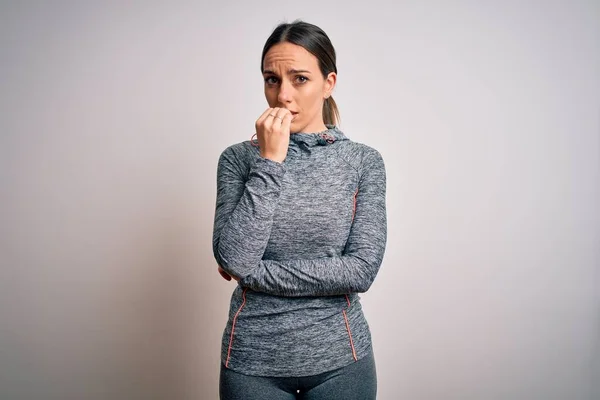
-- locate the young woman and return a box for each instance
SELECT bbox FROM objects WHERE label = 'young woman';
[212,20,387,400]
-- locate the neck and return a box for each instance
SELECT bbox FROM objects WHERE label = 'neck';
[294,122,328,134]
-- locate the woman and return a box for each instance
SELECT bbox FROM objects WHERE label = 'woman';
[212,20,387,400]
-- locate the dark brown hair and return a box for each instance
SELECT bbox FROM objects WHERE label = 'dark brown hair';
[261,20,340,126]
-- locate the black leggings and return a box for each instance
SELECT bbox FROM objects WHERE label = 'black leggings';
[219,348,377,400]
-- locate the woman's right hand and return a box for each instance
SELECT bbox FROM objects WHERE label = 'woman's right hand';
[255,107,293,163]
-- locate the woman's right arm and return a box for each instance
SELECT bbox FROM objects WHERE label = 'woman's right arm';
[213,107,292,278]
[212,145,285,279]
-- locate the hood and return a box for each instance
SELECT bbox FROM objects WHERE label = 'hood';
[288,125,348,152]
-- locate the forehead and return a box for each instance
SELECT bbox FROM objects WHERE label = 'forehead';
[263,42,319,71]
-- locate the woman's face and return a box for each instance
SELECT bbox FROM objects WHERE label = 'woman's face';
[262,42,336,134]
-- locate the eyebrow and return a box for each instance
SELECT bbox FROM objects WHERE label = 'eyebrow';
[262,68,312,75]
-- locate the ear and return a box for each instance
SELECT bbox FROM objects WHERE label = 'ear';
[323,72,337,99]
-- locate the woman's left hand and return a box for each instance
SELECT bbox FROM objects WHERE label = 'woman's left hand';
[218,265,240,282]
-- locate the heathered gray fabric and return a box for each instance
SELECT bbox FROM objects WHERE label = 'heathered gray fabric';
[219,346,377,399]
[212,124,387,377]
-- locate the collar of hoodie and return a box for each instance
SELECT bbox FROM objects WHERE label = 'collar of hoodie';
[289,124,348,148]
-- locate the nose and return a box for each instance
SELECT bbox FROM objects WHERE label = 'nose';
[277,79,292,104]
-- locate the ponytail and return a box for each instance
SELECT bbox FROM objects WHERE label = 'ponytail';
[322,96,340,126]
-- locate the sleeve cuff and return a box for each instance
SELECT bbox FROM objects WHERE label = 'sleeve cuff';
[252,156,286,177]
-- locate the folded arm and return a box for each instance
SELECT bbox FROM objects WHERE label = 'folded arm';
[212,146,285,279]
[238,149,387,297]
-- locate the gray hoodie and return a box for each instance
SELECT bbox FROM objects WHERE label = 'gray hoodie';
[212,124,387,377]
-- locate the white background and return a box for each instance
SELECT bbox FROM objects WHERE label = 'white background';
[1,1,598,399]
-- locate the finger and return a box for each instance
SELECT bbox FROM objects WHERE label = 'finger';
[271,108,287,124]
[279,112,293,133]
[220,271,231,281]
[275,108,292,119]
[264,107,282,132]
[255,108,274,130]
[271,115,284,129]
[273,108,292,129]
[218,266,232,281]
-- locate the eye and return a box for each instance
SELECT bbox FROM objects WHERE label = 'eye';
[296,75,308,83]
[264,76,279,85]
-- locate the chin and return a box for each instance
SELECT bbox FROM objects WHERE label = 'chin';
[289,122,299,134]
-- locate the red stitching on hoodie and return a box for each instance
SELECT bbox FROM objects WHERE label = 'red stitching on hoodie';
[225,288,248,368]
[342,295,358,361]
[351,188,358,223]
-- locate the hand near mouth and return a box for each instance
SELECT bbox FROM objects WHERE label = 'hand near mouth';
[255,107,293,163]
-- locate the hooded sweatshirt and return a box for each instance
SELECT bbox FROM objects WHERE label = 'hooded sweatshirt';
[212,124,387,377]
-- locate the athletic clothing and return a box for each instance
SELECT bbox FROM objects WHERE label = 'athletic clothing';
[212,124,387,377]
[219,345,377,399]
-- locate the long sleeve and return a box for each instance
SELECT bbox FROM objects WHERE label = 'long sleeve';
[238,149,387,297]
[212,145,285,278]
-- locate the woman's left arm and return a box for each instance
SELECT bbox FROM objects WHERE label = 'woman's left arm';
[238,149,387,297]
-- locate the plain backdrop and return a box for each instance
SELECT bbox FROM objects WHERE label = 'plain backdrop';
[1,1,599,399]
